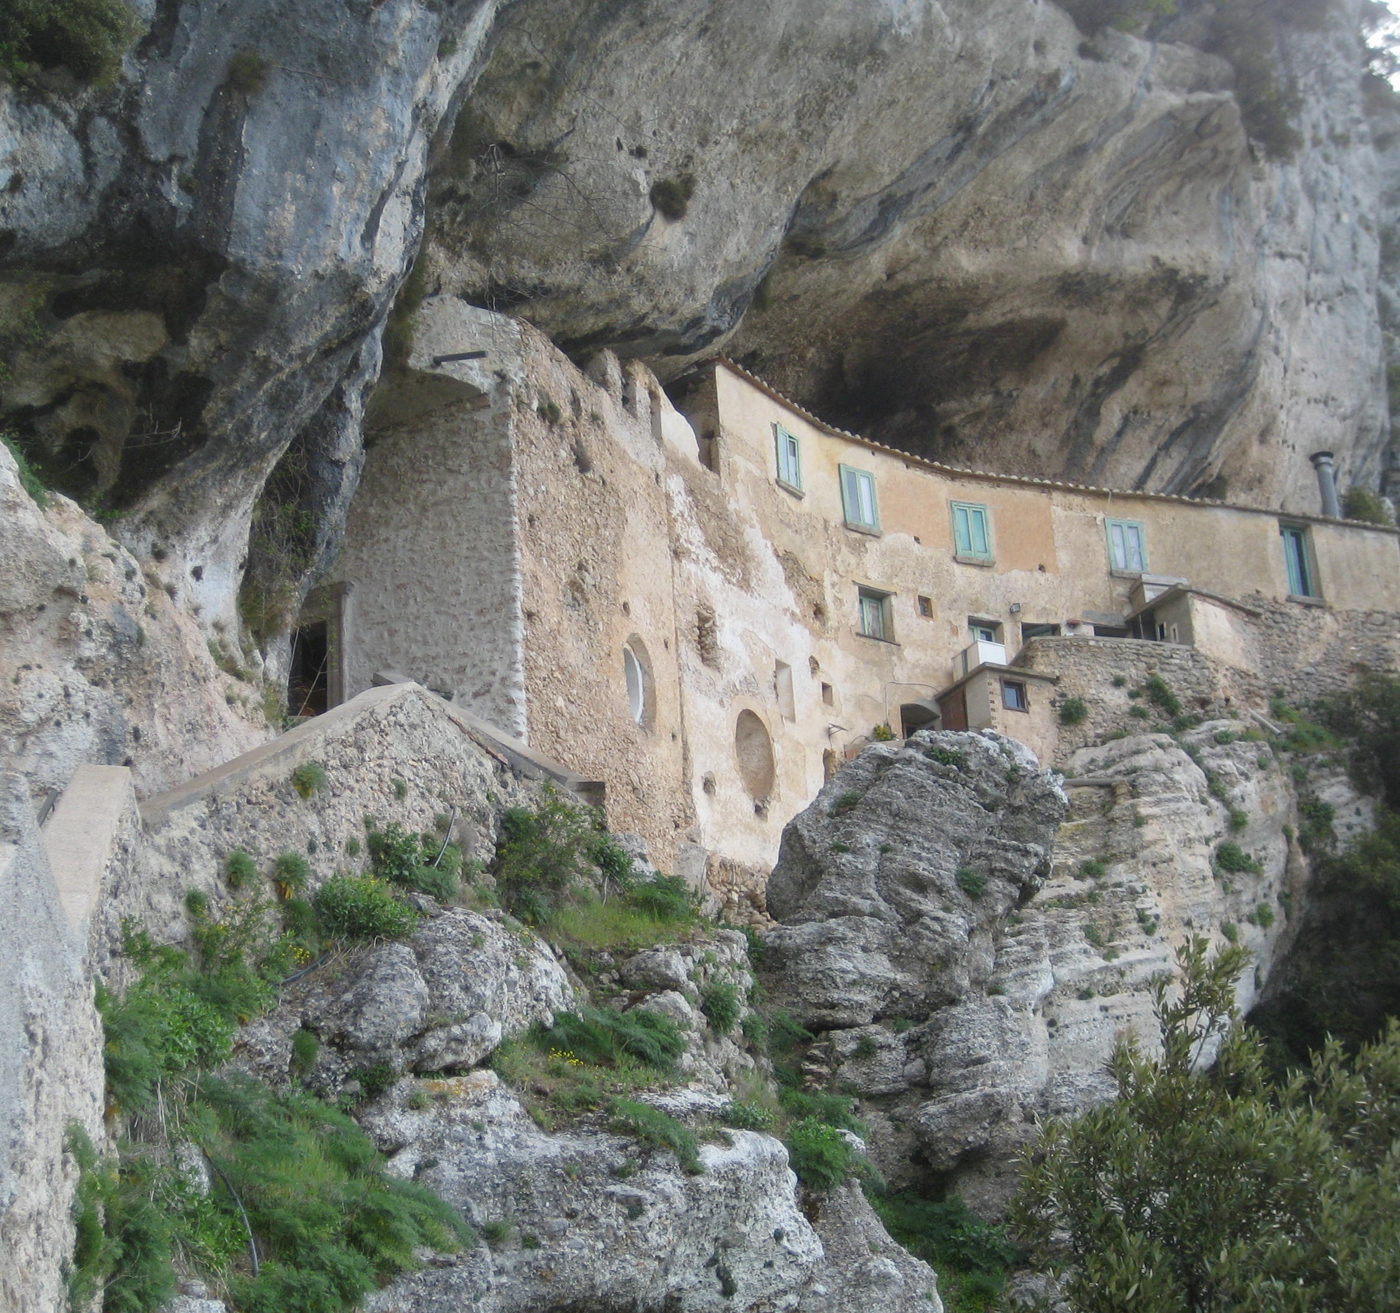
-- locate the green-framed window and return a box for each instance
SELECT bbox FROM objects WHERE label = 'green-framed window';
[840,465,880,532]
[1280,524,1317,598]
[1106,518,1148,572]
[858,587,892,641]
[951,502,992,560]
[774,424,802,491]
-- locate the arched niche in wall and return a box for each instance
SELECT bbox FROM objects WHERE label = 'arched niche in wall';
[734,709,776,803]
[623,636,655,730]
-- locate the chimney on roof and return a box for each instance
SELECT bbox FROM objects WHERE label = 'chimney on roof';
[1310,450,1341,518]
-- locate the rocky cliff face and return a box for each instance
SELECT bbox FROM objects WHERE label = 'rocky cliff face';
[761,721,1345,1212]
[1,0,1395,651]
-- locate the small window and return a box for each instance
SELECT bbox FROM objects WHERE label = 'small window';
[1281,524,1318,598]
[840,465,880,533]
[821,682,835,707]
[858,587,893,641]
[1106,518,1148,572]
[951,502,993,560]
[917,595,934,618]
[774,660,796,721]
[1020,621,1060,641]
[623,645,647,725]
[969,620,1000,643]
[774,424,802,492]
[1001,680,1028,712]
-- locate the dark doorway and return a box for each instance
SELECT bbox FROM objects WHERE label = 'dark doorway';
[1020,622,1060,642]
[289,620,330,719]
[900,702,939,739]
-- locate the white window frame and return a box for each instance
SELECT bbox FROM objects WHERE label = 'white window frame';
[840,464,880,533]
[1106,518,1148,572]
[951,501,993,561]
[774,424,803,493]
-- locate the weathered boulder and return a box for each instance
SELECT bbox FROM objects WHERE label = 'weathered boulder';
[359,1069,943,1313]
[763,722,1324,1212]
[765,731,1066,1029]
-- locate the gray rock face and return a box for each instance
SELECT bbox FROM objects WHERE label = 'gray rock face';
[765,731,1066,1029]
[430,0,1390,509]
[0,0,507,629]
[763,722,1321,1211]
[255,908,572,1085]
[359,1070,943,1313]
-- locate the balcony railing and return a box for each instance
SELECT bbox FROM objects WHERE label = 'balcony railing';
[956,639,1007,679]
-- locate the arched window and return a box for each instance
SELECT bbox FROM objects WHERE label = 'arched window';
[623,645,646,725]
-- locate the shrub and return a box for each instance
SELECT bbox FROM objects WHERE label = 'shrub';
[1215,841,1261,874]
[291,761,328,799]
[956,867,987,899]
[480,1219,514,1247]
[625,874,695,922]
[1012,939,1400,1307]
[225,849,257,889]
[869,1188,1020,1286]
[1343,486,1394,525]
[1221,921,1240,944]
[786,1118,857,1190]
[2,432,52,507]
[314,875,418,940]
[0,0,142,84]
[829,790,864,817]
[700,981,742,1035]
[367,821,460,902]
[649,173,695,220]
[1059,697,1088,726]
[778,1087,865,1134]
[1251,902,1276,930]
[493,792,603,922]
[1079,858,1107,879]
[541,1006,686,1072]
[290,1028,319,1083]
[272,851,311,899]
[609,1098,703,1173]
[922,744,966,769]
[1143,673,1183,718]
[719,1100,776,1131]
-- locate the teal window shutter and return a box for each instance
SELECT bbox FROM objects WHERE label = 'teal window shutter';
[774,425,802,489]
[952,502,991,558]
[840,465,879,530]
[1107,519,1147,571]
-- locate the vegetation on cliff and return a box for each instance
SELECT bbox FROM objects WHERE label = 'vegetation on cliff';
[1014,939,1400,1311]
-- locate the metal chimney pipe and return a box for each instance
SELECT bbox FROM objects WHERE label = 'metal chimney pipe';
[1310,450,1341,518]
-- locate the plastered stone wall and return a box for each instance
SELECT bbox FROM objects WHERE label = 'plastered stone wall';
[336,304,528,737]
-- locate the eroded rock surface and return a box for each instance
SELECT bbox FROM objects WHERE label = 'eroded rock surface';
[763,724,1323,1211]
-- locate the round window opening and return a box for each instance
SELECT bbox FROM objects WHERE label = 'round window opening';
[623,643,648,727]
[734,710,776,801]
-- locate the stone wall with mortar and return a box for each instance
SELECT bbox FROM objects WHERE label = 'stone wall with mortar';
[336,303,528,737]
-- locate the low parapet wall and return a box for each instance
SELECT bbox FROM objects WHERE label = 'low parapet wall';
[1,766,136,1313]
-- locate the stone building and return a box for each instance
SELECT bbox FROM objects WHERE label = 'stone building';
[322,298,1400,882]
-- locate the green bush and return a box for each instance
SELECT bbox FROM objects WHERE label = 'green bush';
[869,1188,1020,1286]
[1059,697,1089,726]
[700,981,742,1035]
[608,1098,703,1174]
[291,761,329,799]
[225,849,257,889]
[542,1006,686,1072]
[290,1028,320,1083]
[273,851,312,898]
[367,821,461,902]
[719,1100,776,1131]
[785,1118,857,1190]
[0,0,142,84]
[956,866,987,899]
[778,1087,865,1134]
[314,875,418,941]
[624,874,696,922]
[1012,939,1400,1309]
[493,792,602,922]
[921,744,967,769]
[1143,673,1183,718]
[1079,858,1107,879]
[1343,487,1394,525]
[1214,841,1261,874]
